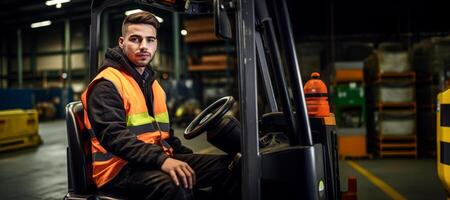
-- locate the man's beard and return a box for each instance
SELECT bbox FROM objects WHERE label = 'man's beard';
[136,54,155,68]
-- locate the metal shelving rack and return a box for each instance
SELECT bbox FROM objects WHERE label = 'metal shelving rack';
[365,52,418,158]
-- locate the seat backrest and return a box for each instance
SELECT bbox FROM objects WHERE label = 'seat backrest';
[66,101,96,195]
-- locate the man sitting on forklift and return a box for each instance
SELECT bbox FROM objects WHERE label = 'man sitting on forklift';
[81,11,240,200]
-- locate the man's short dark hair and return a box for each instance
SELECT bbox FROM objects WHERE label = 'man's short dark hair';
[122,11,160,36]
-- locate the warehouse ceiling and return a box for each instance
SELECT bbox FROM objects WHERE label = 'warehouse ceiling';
[0,0,448,37]
[288,0,450,38]
[0,0,91,27]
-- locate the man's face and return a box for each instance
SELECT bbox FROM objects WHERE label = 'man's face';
[119,24,157,67]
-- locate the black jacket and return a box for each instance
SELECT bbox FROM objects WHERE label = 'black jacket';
[86,46,192,170]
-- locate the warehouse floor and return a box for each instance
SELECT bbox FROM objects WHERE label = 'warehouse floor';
[0,120,446,200]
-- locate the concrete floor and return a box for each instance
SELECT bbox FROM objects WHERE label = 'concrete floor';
[0,120,447,200]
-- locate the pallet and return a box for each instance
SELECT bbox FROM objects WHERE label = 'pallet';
[366,70,416,83]
[339,153,374,160]
[375,135,417,158]
[375,102,416,110]
[0,134,42,153]
[375,71,416,80]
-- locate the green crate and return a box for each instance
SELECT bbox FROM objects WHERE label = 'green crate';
[331,83,366,128]
[331,83,365,106]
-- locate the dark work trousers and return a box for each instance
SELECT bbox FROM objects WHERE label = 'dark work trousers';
[99,154,241,200]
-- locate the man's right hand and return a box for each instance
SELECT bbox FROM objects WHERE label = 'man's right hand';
[161,157,196,189]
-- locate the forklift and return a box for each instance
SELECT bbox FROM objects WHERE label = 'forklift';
[64,0,356,199]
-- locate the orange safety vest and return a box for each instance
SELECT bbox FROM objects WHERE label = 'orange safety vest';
[81,67,173,187]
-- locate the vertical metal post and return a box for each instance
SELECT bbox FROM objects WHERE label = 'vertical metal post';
[102,11,110,53]
[173,12,181,81]
[89,11,101,81]
[65,19,72,88]
[30,31,37,87]
[255,32,278,112]
[256,0,299,145]
[0,34,3,88]
[17,28,23,88]
[273,0,313,146]
[225,41,233,92]
[237,0,260,199]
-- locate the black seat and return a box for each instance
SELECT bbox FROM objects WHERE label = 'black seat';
[64,101,125,200]
[64,101,214,200]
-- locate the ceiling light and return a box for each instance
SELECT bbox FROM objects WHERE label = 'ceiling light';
[181,29,187,36]
[46,0,70,8]
[31,20,52,28]
[125,9,164,23]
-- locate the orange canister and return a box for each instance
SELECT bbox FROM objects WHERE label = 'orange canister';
[304,72,330,117]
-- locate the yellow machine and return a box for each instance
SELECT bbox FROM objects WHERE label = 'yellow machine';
[0,109,42,152]
[437,89,450,199]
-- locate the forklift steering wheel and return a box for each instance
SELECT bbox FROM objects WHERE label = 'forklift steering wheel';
[184,96,235,140]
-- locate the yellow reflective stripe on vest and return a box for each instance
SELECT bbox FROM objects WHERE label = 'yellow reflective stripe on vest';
[127,112,155,126]
[155,112,169,123]
[127,112,169,126]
